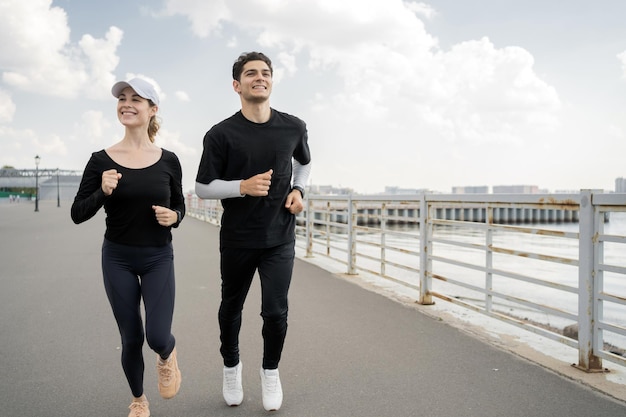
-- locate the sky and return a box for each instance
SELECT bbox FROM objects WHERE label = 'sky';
[1,0,626,194]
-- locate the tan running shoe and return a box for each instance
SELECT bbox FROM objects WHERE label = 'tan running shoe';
[128,396,150,417]
[156,347,181,399]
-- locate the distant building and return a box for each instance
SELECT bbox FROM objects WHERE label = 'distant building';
[0,168,81,201]
[383,186,429,195]
[0,168,35,189]
[452,185,489,194]
[492,185,539,194]
[309,184,353,195]
[616,178,626,193]
[39,175,81,201]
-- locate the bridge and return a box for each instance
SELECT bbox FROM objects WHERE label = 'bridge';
[1,200,625,416]
[0,168,82,202]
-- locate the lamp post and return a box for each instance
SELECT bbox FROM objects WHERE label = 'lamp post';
[56,168,60,207]
[34,155,40,212]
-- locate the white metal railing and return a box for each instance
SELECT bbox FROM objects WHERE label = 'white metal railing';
[185,191,626,371]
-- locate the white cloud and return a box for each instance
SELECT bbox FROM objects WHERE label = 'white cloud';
[156,0,564,192]
[78,28,124,98]
[0,90,16,123]
[0,127,67,169]
[423,38,561,143]
[175,91,190,102]
[617,50,626,78]
[36,134,68,157]
[160,0,231,37]
[155,128,198,157]
[0,0,122,99]
[0,126,37,167]
[160,1,559,143]
[608,124,624,139]
[277,52,297,77]
[226,36,238,48]
[0,0,70,68]
[62,111,115,167]
[404,1,437,19]
[78,111,111,142]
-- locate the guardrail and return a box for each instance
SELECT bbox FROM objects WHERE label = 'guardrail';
[185,190,626,371]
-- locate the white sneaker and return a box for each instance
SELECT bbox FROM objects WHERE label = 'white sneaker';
[223,362,243,406]
[260,368,283,411]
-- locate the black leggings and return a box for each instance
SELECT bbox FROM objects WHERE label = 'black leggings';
[219,241,295,369]
[102,239,176,398]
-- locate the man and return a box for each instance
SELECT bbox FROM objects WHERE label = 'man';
[195,51,311,412]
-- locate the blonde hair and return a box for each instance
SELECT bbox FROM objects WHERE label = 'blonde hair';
[147,100,160,143]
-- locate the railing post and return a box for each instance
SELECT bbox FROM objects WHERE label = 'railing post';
[418,194,433,305]
[575,189,603,371]
[305,197,313,258]
[485,205,493,312]
[380,201,386,277]
[347,195,357,275]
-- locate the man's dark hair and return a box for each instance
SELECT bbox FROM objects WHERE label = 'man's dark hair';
[232,52,273,81]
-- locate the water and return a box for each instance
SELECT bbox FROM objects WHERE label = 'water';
[315,213,626,351]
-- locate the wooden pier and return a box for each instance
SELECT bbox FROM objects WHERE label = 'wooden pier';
[310,204,587,226]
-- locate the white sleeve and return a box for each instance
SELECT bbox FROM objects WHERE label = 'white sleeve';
[292,159,311,188]
[195,179,244,199]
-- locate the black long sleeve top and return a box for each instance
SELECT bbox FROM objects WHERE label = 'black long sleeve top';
[71,149,185,246]
[196,109,311,249]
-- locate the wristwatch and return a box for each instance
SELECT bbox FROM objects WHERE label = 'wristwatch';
[292,185,305,198]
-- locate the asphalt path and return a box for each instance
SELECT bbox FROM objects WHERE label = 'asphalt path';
[2,201,626,417]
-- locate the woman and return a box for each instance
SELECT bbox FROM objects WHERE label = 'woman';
[71,78,184,417]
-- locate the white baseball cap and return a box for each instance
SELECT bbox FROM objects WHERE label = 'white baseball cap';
[111,77,160,106]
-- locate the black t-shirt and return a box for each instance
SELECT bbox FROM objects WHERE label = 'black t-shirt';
[71,149,185,246]
[196,109,311,248]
